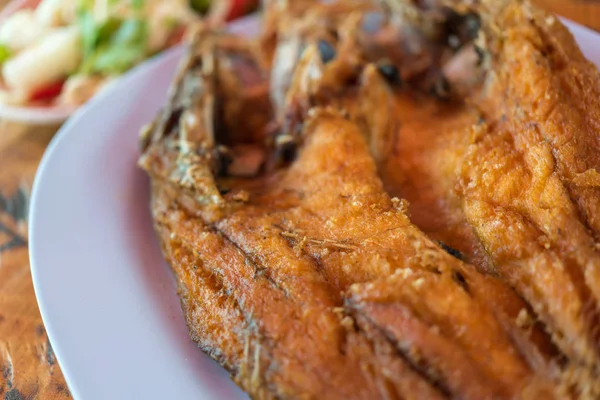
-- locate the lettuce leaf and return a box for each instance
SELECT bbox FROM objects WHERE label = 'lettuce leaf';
[78,10,97,58]
[78,12,148,75]
[85,44,146,74]
[77,0,148,75]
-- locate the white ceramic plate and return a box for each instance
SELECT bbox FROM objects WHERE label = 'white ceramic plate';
[29,16,600,400]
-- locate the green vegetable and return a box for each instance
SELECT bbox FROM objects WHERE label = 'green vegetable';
[85,18,147,74]
[131,0,144,10]
[78,10,97,58]
[111,18,146,46]
[86,44,146,74]
[0,44,11,64]
[77,0,149,76]
[190,0,211,14]
[97,17,123,44]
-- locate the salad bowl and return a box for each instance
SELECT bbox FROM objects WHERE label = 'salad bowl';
[0,0,255,124]
[0,0,75,124]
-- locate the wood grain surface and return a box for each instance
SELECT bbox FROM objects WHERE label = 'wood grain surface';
[0,1,599,399]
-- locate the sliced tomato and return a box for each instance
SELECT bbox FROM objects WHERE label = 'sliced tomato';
[226,0,258,21]
[166,26,187,48]
[29,79,65,102]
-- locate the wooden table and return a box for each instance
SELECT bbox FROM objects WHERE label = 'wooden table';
[0,1,599,399]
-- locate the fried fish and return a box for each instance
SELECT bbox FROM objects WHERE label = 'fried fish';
[139,1,600,398]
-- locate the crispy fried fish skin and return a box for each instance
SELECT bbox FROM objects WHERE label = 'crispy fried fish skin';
[149,102,559,398]
[149,111,450,400]
[346,270,561,400]
[140,1,600,398]
[376,0,600,395]
[141,27,449,398]
[444,0,600,240]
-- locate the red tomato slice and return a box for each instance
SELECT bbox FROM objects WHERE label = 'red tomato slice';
[29,79,65,102]
[226,0,258,21]
[166,26,187,48]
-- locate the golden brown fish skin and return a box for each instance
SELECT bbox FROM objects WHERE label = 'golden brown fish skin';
[379,96,488,267]
[376,0,600,395]
[462,0,600,241]
[470,0,600,374]
[271,109,558,390]
[346,271,558,400]
[278,8,562,386]
[150,102,563,398]
[154,215,249,373]
[139,32,451,396]
[456,118,600,367]
[383,92,597,375]
[139,1,600,398]
[149,111,450,400]
[483,5,600,371]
